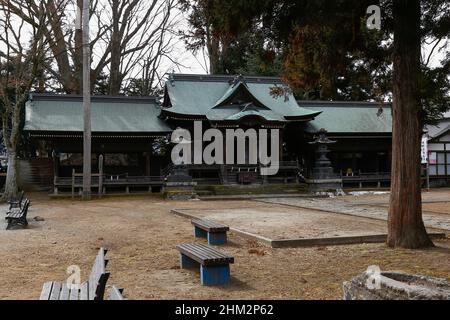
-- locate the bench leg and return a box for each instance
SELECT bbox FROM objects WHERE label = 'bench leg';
[6,219,24,230]
[207,232,227,245]
[20,217,28,227]
[200,264,230,286]
[180,254,199,270]
[194,226,207,239]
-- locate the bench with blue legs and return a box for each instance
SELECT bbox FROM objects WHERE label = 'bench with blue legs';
[192,219,230,245]
[177,243,234,286]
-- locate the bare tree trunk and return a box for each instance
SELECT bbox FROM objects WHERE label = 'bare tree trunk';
[74,0,84,94]
[206,24,220,74]
[46,0,79,93]
[2,101,23,201]
[388,0,434,249]
[3,151,19,200]
[0,0,50,202]
[109,0,122,95]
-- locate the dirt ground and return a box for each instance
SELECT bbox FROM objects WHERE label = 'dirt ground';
[0,193,449,300]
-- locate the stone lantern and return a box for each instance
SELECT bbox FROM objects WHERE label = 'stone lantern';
[164,133,197,200]
[307,129,342,193]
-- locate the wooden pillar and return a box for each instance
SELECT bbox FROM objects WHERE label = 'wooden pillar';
[146,153,151,176]
[71,169,75,199]
[52,150,59,180]
[81,0,92,201]
[279,128,284,162]
[352,153,357,172]
[445,143,448,185]
[54,176,58,195]
[98,154,104,198]
[52,150,59,194]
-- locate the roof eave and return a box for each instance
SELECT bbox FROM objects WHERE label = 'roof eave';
[285,111,323,122]
[160,109,208,121]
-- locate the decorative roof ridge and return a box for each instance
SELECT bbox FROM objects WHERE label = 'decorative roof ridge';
[29,93,157,104]
[297,100,392,108]
[168,73,286,84]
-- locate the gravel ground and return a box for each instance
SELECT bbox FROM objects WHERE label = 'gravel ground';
[0,194,449,300]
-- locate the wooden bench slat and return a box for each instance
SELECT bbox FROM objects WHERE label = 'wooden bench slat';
[69,286,79,300]
[40,282,53,300]
[177,243,234,266]
[180,244,223,261]
[80,282,89,300]
[6,210,21,218]
[109,287,125,301]
[88,248,108,300]
[192,219,229,233]
[183,243,232,259]
[49,282,62,300]
[89,278,97,300]
[190,244,231,259]
[39,247,110,301]
[183,249,216,264]
[6,200,30,219]
[60,283,70,300]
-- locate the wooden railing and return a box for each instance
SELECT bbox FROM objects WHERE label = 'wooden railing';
[340,171,391,188]
[54,173,164,197]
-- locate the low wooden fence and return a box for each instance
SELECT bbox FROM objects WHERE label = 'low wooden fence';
[54,171,164,197]
[341,171,391,188]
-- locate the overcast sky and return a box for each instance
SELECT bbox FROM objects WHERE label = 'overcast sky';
[1,3,448,82]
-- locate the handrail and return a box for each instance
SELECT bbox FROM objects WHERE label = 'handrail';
[341,171,391,178]
[55,175,164,184]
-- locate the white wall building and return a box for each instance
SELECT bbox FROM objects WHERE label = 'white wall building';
[426,111,450,186]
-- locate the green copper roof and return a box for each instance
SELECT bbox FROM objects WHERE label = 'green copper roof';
[25,94,171,133]
[213,81,267,109]
[163,74,321,122]
[302,102,393,134]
